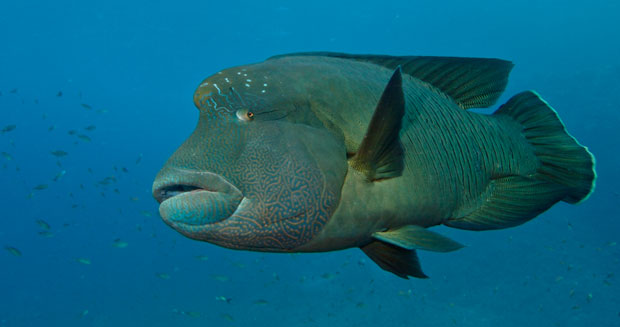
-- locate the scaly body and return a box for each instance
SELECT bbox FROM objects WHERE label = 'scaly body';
[153,53,596,278]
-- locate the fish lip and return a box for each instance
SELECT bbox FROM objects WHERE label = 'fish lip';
[167,197,251,230]
[152,168,243,204]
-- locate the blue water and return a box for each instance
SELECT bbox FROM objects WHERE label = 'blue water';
[1,1,618,326]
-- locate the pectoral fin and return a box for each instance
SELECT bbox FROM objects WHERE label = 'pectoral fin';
[350,67,405,181]
[372,225,464,252]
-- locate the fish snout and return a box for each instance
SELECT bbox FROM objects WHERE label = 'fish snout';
[152,169,243,226]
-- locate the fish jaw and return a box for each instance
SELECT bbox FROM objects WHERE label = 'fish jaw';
[153,168,244,226]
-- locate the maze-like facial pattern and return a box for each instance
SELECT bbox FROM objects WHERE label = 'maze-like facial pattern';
[155,64,347,251]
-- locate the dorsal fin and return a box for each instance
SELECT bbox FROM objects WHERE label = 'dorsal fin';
[349,67,405,181]
[268,52,514,110]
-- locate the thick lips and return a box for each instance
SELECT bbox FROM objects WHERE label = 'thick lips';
[152,168,243,226]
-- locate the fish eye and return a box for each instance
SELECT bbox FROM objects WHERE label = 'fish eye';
[236,109,254,122]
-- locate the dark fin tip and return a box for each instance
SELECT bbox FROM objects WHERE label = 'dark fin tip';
[361,241,428,279]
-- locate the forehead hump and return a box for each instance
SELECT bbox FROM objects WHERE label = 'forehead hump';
[193,65,273,114]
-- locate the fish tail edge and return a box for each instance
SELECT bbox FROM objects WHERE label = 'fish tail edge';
[494,90,596,204]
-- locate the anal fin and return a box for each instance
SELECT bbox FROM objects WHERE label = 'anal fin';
[446,175,566,230]
[361,241,427,279]
[372,225,464,252]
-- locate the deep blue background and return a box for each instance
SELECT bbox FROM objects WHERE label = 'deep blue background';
[1,1,618,326]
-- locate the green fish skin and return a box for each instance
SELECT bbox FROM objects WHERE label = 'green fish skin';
[152,53,596,279]
[50,150,68,157]
[1,124,16,133]
[36,219,51,230]
[5,246,22,256]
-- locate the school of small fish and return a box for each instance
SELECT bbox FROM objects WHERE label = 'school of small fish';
[1,88,148,287]
[0,84,614,324]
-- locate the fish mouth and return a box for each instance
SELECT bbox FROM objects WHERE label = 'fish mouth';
[154,184,205,204]
[152,168,243,226]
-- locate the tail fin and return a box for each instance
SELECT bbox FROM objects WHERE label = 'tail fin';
[445,91,596,231]
[495,91,596,203]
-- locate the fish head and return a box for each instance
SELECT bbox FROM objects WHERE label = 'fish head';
[153,65,347,251]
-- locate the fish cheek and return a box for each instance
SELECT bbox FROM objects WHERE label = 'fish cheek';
[210,123,347,250]
[171,116,245,174]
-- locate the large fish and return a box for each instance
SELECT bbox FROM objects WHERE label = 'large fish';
[153,52,596,278]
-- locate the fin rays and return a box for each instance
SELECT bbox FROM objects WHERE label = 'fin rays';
[350,67,405,181]
[269,52,514,109]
